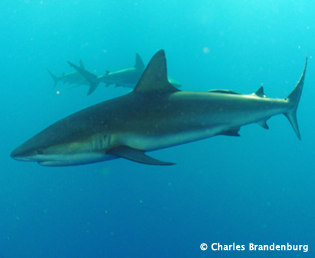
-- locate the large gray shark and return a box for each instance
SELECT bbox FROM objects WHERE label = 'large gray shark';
[68,53,182,95]
[47,60,89,88]
[11,50,307,166]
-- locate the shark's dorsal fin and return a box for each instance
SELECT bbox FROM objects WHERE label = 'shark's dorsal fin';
[79,60,85,69]
[133,50,179,93]
[253,86,266,98]
[135,53,145,70]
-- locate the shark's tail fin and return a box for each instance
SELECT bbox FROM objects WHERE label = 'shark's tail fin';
[135,53,145,70]
[47,69,59,89]
[284,56,308,140]
[67,61,101,95]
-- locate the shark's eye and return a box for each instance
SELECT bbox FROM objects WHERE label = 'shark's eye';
[37,150,43,155]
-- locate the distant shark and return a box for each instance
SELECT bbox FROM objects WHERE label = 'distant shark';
[47,60,90,88]
[11,50,307,166]
[67,53,182,95]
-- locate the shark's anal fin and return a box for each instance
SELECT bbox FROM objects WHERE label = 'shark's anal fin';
[219,127,241,137]
[257,119,269,129]
[107,145,175,165]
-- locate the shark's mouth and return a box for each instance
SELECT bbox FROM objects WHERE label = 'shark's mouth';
[38,159,89,167]
[38,153,118,167]
[38,161,65,166]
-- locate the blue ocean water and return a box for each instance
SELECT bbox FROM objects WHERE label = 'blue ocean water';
[1,0,315,257]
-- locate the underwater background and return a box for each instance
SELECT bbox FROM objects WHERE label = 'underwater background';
[1,0,315,257]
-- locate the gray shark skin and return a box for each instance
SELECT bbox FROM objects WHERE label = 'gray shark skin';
[11,50,307,166]
[68,53,182,95]
[47,60,89,88]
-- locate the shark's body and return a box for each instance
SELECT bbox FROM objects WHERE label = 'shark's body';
[68,53,181,95]
[47,60,89,88]
[11,50,307,166]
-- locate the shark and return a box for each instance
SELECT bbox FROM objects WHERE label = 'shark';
[47,60,89,88]
[11,50,307,166]
[67,53,182,95]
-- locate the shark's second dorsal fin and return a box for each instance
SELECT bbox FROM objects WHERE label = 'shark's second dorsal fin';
[253,86,266,98]
[135,53,145,70]
[79,60,85,69]
[133,50,179,93]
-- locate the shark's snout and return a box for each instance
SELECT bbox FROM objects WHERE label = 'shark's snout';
[10,153,25,162]
[11,150,24,162]
[10,143,34,162]
[10,147,21,159]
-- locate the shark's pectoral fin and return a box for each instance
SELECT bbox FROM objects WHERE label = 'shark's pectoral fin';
[107,146,175,165]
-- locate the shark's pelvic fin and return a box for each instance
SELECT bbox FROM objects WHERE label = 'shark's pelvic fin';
[135,53,145,70]
[284,56,308,140]
[47,69,59,89]
[133,50,179,93]
[67,61,100,95]
[107,145,175,165]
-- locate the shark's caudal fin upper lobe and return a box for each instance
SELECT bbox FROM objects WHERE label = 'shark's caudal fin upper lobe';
[134,53,145,70]
[284,56,308,140]
[47,69,59,89]
[67,61,101,95]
